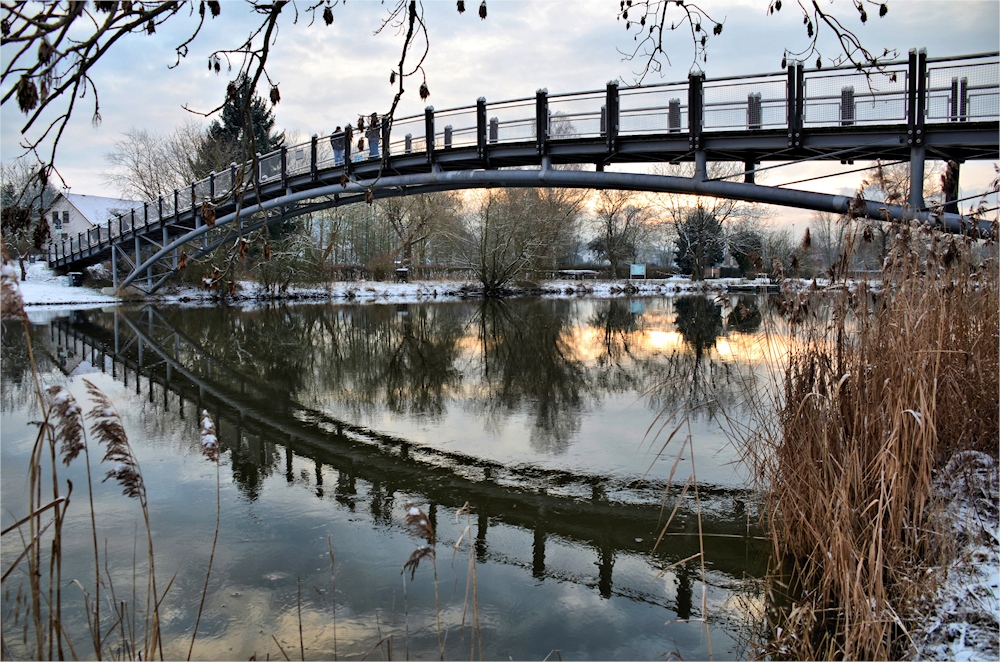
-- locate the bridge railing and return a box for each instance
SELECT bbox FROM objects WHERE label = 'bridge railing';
[287,143,313,177]
[703,73,788,131]
[388,114,427,155]
[619,80,688,134]
[926,54,1000,122]
[547,89,606,140]
[486,96,537,143]
[802,64,909,128]
[432,105,479,150]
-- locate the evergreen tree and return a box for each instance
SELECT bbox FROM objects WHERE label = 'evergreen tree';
[194,74,285,178]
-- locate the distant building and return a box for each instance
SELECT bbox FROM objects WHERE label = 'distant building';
[47,192,143,247]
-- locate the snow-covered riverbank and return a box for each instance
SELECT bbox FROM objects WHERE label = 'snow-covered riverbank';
[14,260,775,310]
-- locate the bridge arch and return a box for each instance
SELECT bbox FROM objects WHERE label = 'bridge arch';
[117,167,992,293]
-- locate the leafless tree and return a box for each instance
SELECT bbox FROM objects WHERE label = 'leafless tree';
[651,161,765,228]
[589,189,652,278]
[457,187,584,294]
[616,0,895,81]
[378,192,462,267]
[808,211,850,274]
[102,121,205,200]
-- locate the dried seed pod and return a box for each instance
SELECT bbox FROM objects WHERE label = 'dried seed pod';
[201,201,216,226]
[38,39,53,65]
[457,0,465,13]
[479,1,487,19]
[16,75,38,113]
[270,85,280,105]
[419,82,430,101]
[323,5,333,25]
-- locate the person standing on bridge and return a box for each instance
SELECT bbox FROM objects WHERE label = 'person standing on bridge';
[331,126,345,165]
[366,113,380,159]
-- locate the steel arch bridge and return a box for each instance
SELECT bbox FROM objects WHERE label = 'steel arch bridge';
[48,49,999,294]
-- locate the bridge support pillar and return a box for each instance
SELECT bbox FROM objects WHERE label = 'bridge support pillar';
[909,142,927,215]
[111,245,118,292]
[943,160,961,215]
[134,234,142,292]
[695,150,707,181]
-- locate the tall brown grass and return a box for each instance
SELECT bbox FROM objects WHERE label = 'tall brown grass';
[744,222,998,660]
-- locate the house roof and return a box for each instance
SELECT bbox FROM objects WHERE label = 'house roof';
[58,192,143,226]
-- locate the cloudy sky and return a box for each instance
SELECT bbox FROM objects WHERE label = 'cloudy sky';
[2,0,997,229]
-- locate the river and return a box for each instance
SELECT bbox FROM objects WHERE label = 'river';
[1,294,786,660]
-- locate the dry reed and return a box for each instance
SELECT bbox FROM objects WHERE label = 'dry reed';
[1,251,222,660]
[744,221,998,660]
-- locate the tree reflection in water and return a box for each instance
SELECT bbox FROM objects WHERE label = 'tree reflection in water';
[646,295,755,422]
[727,295,763,334]
[472,299,589,455]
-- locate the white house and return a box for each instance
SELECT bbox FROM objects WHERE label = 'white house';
[48,192,143,248]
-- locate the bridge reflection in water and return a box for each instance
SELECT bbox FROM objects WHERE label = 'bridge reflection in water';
[35,299,771,656]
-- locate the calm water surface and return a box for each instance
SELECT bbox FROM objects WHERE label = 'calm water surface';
[2,295,782,660]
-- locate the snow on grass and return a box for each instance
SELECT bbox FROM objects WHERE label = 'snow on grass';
[16,260,117,311]
[15,261,754,310]
[914,451,1000,662]
[15,262,878,314]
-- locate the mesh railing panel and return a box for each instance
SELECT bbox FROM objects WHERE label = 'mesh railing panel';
[433,107,479,149]
[704,76,786,131]
[619,83,688,135]
[214,169,234,198]
[803,66,908,126]
[486,98,536,143]
[315,137,336,168]
[258,152,282,183]
[927,58,999,122]
[387,115,427,155]
[287,142,312,177]
[548,91,606,140]
[194,177,212,202]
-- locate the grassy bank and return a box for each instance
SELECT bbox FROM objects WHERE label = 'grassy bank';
[746,224,998,659]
